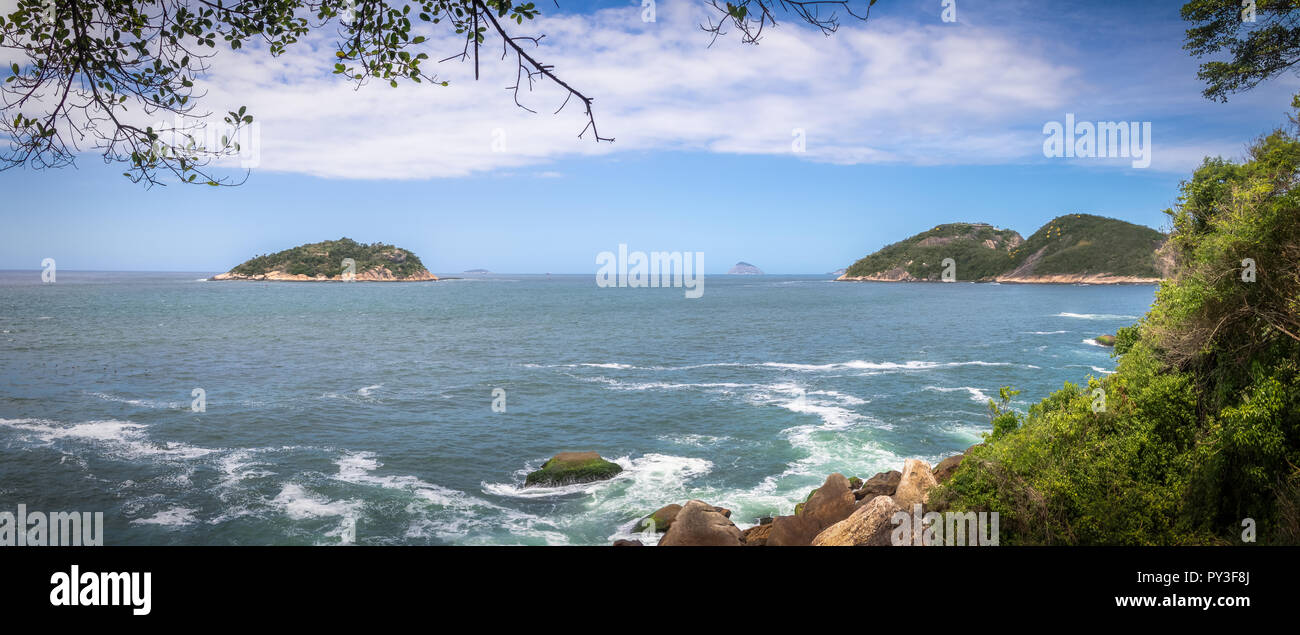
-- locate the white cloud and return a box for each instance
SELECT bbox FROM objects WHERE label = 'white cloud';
[172,2,1089,179]
[15,1,1226,179]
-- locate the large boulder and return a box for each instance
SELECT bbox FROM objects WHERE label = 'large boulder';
[635,503,682,533]
[802,473,856,528]
[933,454,964,484]
[811,495,902,546]
[768,473,857,546]
[524,452,622,487]
[893,459,937,510]
[612,539,643,546]
[740,523,774,546]
[855,470,901,500]
[658,500,743,546]
[766,514,822,547]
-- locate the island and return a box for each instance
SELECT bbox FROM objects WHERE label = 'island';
[210,238,438,282]
[727,261,764,275]
[836,214,1170,284]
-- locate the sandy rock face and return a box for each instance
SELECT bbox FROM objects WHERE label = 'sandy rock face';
[892,459,938,510]
[812,495,901,546]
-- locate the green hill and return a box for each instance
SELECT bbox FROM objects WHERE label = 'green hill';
[842,223,1023,281]
[841,215,1167,283]
[215,238,435,281]
[1004,214,1168,279]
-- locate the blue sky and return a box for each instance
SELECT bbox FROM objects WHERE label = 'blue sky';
[2,0,1298,273]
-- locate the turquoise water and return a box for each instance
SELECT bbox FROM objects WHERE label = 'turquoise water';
[0,272,1154,545]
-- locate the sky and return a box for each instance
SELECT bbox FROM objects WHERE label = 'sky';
[2,0,1298,273]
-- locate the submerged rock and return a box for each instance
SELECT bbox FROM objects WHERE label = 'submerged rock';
[658,500,743,546]
[523,452,622,487]
[612,539,643,546]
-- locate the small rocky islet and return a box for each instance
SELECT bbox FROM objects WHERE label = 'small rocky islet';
[522,447,976,546]
[523,452,623,487]
[210,238,437,282]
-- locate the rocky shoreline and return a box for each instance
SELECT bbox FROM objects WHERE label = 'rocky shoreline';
[607,446,975,547]
[210,269,437,282]
[835,273,1160,284]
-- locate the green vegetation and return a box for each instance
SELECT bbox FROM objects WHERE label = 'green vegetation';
[842,216,1165,281]
[931,102,1300,545]
[843,223,1023,280]
[228,238,428,279]
[1007,214,1166,278]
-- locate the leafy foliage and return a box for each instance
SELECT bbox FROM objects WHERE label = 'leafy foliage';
[1182,0,1300,102]
[987,386,1022,440]
[1,0,876,186]
[932,102,1300,545]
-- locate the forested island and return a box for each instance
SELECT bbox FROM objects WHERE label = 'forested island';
[210,238,437,282]
[838,214,1170,284]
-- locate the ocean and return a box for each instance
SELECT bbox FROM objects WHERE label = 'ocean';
[0,272,1155,545]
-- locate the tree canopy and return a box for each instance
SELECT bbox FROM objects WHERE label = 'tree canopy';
[0,0,876,186]
[1183,0,1300,102]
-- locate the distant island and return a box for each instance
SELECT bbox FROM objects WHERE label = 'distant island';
[837,214,1170,284]
[210,238,437,282]
[727,261,764,275]
[463,268,490,274]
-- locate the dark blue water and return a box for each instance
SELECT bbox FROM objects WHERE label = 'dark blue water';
[0,271,1152,544]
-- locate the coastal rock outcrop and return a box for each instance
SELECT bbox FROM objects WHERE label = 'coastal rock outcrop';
[523,452,623,487]
[637,453,977,547]
[811,495,901,546]
[767,473,856,546]
[892,459,937,510]
[658,500,743,546]
[855,470,901,500]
